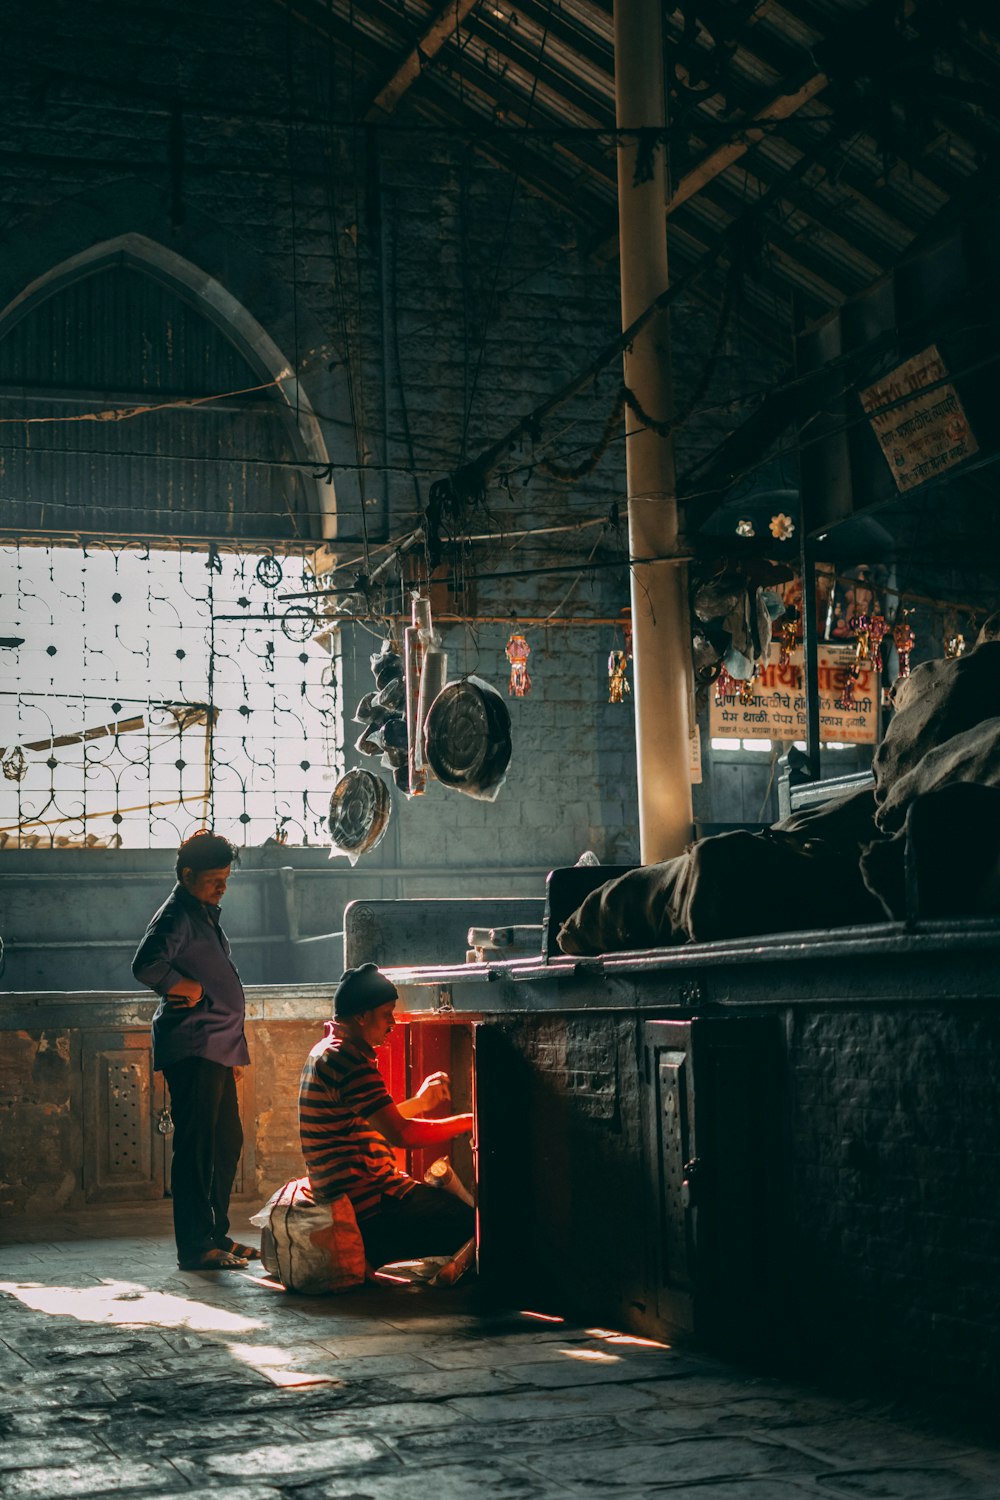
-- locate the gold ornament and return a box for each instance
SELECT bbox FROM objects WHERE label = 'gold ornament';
[608,650,631,703]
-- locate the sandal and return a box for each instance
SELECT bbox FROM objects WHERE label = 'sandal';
[178,1248,248,1271]
[223,1239,261,1261]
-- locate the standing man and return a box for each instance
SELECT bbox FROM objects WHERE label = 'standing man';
[300,963,475,1272]
[133,830,255,1272]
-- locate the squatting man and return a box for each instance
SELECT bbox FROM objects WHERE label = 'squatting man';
[299,962,475,1273]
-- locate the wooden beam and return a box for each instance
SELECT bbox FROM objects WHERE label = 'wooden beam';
[592,70,831,261]
[364,0,480,122]
[667,71,830,215]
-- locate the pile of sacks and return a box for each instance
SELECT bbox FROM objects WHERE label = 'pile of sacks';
[558,615,1000,955]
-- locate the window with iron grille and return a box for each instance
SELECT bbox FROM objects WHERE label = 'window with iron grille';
[0,538,342,849]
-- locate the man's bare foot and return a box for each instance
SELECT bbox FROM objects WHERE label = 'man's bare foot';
[178,1248,248,1271]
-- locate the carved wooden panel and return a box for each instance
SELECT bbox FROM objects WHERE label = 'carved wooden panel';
[82,1032,166,1203]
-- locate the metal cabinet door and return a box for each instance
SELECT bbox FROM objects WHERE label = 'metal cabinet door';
[642,1020,697,1334]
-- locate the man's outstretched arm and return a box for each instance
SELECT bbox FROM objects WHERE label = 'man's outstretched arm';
[368,1100,473,1149]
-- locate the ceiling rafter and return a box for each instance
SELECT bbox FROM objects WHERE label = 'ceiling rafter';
[364,0,481,123]
[669,71,831,214]
[272,0,1000,347]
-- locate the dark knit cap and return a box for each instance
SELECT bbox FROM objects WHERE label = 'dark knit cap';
[334,962,398,1019]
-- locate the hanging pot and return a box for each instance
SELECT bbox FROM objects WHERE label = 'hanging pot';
[328,768,392,863]
[423,675,512,802]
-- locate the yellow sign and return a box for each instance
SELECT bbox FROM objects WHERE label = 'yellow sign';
[708,646,877,744]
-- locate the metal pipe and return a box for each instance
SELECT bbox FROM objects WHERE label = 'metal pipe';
[614,0,693,863]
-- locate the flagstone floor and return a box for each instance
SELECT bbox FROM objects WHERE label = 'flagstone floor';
[1,1213,997,1500]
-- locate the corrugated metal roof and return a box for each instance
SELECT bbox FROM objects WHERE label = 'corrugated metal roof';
[295,0,1000,343]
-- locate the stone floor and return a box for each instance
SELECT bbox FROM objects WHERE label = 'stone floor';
[1,1214,998,1499]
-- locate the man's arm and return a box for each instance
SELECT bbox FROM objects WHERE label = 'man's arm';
[368,1100,473,1150]
[132,911,202,1005]
[397,1071,451,1119]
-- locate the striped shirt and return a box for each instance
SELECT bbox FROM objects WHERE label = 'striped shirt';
[298,1021,415,1219]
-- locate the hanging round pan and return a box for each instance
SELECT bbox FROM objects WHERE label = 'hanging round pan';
[328,768,392,862]
[423,675,512,802]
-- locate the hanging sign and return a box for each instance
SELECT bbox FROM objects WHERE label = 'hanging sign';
[708,646,877,744]
[859,344,978,493]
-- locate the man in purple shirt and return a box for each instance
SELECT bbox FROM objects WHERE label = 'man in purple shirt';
[132,831,254,1272]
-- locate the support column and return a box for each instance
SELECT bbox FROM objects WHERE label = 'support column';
[614,0,693,863]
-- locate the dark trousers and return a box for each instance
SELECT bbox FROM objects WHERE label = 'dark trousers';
[162,1057,243,1264]
[360,1184,475,1270]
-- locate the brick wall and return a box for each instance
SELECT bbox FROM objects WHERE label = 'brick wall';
[0,1000,328,1217]
[785,1004,1000,1396]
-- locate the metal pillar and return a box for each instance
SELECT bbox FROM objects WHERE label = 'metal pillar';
[614,0,693,863]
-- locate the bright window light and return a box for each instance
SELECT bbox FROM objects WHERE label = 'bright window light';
[741,738,772,752]
[710,736,742,751]
[826,742,850,751]
[0,541,343,848]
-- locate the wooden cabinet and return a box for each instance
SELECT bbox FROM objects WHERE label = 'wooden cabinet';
[82,1031,168,1203]
[474,1011,784,1352]
[81,1029,256,1205]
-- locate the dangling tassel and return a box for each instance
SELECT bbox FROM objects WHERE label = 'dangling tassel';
[893,615,915,680]
[608,649,630,703]
[505,632,532,697]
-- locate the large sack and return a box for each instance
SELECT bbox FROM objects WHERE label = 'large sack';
[875,716,1000,832]
[557,826,882,955]
[873,641,1000,811]
[250,1177,365,1294]
[556,856,689,956]
[861,783,1000,920]
[677,829,882,942]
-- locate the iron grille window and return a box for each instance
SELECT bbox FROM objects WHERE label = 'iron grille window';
[0,538,341,849]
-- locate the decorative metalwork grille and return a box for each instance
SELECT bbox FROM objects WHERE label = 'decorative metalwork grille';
[0,537,341,848]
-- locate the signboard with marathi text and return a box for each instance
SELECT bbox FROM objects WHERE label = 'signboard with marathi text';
[708,645,877,745]
[859,344,978,494]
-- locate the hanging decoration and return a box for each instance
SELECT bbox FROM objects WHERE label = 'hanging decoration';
[853,612,890,671]
[714,665,756,707]
[608,649,631,703]
[777,608,799,667]
[944,629,966,659]
[893,615,916,679]
[505,632,532,697]
[714,665,735,706]
[836,611,890,711]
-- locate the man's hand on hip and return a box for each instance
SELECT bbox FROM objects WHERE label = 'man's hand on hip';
[164,979,204,1009]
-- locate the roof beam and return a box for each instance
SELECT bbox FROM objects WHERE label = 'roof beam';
[364,0,480,123]
[668,71,830,215]
[591,69,830,261]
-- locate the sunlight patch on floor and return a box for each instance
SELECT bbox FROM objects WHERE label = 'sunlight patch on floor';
[226,1341,343,1388]
[0,1279,263,1334]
